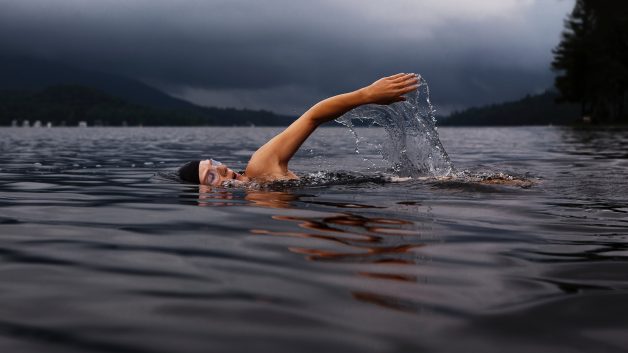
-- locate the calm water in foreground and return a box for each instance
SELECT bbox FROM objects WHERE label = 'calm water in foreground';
[0,126,627,353]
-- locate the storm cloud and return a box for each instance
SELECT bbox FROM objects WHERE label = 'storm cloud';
[0,0,574,114]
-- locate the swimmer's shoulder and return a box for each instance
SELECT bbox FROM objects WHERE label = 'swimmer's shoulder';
[245,170,299,183]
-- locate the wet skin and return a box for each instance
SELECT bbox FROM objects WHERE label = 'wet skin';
[198,159,249,186]
[194,73,421,185]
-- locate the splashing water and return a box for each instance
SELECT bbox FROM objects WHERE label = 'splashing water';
[336,76,454,177]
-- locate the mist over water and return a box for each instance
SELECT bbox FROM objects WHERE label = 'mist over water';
[336,77,453,177]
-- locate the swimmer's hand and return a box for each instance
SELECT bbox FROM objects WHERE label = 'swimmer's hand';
[360,73,420,105]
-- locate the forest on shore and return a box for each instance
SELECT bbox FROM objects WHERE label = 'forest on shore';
[443,0,627,126]
[552,0,628,124]
[440,91,579,126]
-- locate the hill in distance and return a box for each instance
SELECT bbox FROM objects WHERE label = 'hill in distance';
[0,56,294,126]
[440,91,581,126]
[0,85,296,126]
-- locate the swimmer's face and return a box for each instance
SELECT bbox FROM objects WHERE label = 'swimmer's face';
[199,159,248,186]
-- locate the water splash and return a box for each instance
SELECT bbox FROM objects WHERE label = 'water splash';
[336,76,453,177]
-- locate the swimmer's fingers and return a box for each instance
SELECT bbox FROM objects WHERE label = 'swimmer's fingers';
[391,73,418,83]
[393,85,419,102]
[363,73,419,105]
[398,84,420,95]
[386,85,419,104]
[394,76,420,89]
[387,73,407,80]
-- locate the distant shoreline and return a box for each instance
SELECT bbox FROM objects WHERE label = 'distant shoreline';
[4,124,627,128]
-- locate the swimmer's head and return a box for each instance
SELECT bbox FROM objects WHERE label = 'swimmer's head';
[177,160,201,184]
[178,159,248,185]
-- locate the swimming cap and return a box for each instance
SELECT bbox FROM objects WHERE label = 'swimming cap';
[178,160,200,184]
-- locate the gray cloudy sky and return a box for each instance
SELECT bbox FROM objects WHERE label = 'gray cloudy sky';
[0,0,574,115]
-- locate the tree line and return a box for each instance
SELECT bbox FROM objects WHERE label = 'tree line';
[0,85,294,127]
[441,91,579,126]
[553,0,628,123]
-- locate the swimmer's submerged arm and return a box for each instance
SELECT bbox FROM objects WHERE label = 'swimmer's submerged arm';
[245,73,420,179]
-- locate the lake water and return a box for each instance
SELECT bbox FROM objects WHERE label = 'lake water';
[1,126,627,353]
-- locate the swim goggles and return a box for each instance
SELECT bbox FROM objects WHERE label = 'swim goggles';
[202,159,223,186]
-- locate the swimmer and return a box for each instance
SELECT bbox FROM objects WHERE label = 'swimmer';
[178,73,420,185]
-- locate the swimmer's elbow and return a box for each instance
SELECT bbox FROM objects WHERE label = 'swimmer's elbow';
[304,103,339,126]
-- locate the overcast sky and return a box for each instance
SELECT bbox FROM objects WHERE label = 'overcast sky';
[0,0,574,115]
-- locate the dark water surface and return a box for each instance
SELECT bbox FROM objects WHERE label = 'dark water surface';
[1,126,627,353]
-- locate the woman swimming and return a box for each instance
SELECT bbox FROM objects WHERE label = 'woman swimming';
[178,73,420,185]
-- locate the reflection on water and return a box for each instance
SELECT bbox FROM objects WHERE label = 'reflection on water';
[254,213,424,263]
[1,127,627,353]
[198,185,303,208]
[557,126,628,159]
[251,194,432,311]
[244,190,302,209]
[196,187,431,312]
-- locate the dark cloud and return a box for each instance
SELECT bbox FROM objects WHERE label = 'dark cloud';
[0,0,574,114]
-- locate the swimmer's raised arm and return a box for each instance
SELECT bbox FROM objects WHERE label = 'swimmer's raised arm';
[245,73,420,180]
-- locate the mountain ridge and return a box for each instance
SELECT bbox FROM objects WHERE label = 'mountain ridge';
[0,56,294,126]
[0,56,197,110]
